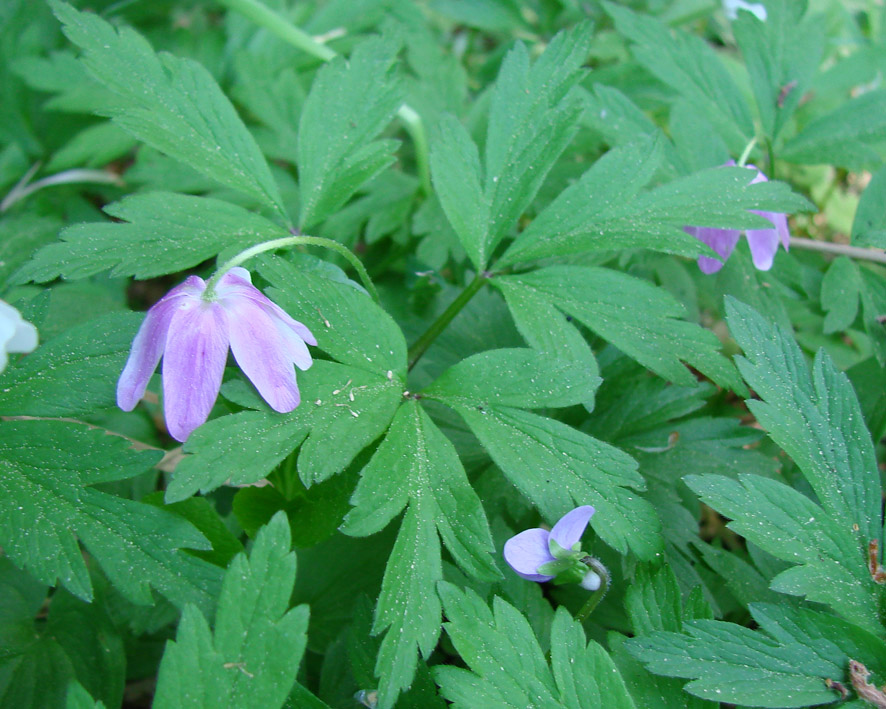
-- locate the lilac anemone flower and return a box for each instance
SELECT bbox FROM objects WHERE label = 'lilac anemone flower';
[685,163,790,274]
[503,505,595,582]
[117,267,316,442]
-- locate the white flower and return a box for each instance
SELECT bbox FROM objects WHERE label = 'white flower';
[0,299,38,373]
[723,0,767,21]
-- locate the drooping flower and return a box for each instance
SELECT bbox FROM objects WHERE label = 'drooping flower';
[503,506,599,588]
[685,163,790,274]
[117,267,316,442]
[0,299,38,373]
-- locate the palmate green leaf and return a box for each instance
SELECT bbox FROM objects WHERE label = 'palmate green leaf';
[615,565,716,709]
[0,420,221,611]
[341,400,498,709]
[680,299,884,630]
[451,403,661,560]
[65,683,106,709]
[16,192,288,283]
[499,162,813,267]
[297,36,404,229]
[0,559,123,709]
[431,23,590,270]
[852,164,886,248]
[422,348,599,409]
[434,585,635,708]
[494,267,744,392]
[167,360,403,501]
[628,603,886,708]
[154,513,309,709]
[0,214,60,286]
[0,312,139,418]
[498,281,599,408]
[484,23,590,255]
[260,255,408,377]
[732,0,824,142]
[51,1,288,220]
[429,113,489,271]
[782,90,886,171]
[686,473,879,630]
[727,298,882,553]
[603,2,753,152]
[821,256,861,334]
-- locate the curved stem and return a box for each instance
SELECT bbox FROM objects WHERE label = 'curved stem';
[737,136,758,168]
[789,236,886,265]
[219,0,432,196]
[217,0,336,61]
[397,104,431,196]
[205,235,379,303]
[407,273,488,371]
[1,165,122,213]
[574,558,611,623]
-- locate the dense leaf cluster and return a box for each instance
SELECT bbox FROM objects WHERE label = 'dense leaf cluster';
[0,0,884,707]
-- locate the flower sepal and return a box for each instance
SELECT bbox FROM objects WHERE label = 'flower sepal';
[536,556,590,586]
[548,536,580,559]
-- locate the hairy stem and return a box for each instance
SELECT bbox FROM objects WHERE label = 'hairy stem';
[574,558,611,623]
[407,273,488,371]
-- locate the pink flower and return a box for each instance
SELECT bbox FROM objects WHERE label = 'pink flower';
[117,267,316,441]
[685,164,790,274]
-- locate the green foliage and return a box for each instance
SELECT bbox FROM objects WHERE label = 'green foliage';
[628,603,886,708]
[604,2,754,153]
[3,1,885,706]
[342,401,498,708]
[0,560,123,708]
[50,2,288,221]
[0,312,139,418]
[17,193,288,282]
[0,420,221,610]
[430,23,591,269]
[732,0,824,142]
[153,513,309,708]
[494,267,744,391]
[499,155,813,266]
[297,37,404,229]
[435,584,636,708]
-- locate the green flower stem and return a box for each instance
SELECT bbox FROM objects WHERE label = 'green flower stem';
[217,0,336,61]
[204,235,379,303]
[737,136,758,168]
[574,558,611,623]
[1,165,123,213]
[407,273,488,371]
[396,104,432,196]
[218,0,432,196]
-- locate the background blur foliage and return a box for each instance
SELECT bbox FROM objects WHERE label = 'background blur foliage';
[1,0,885,707]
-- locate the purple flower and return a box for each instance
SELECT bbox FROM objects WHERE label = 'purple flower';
[117,267,316,442]
[503,506,595,582]
[685,164,790,274]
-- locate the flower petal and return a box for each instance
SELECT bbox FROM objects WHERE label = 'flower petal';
[162,300,229,442]
[116,279,203,412]
[226,297,301,412]
[686,226,741,274]
[503,528,555,581]
[217,268,318,347]
[550,505,595,549]
[745,211,786,271]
